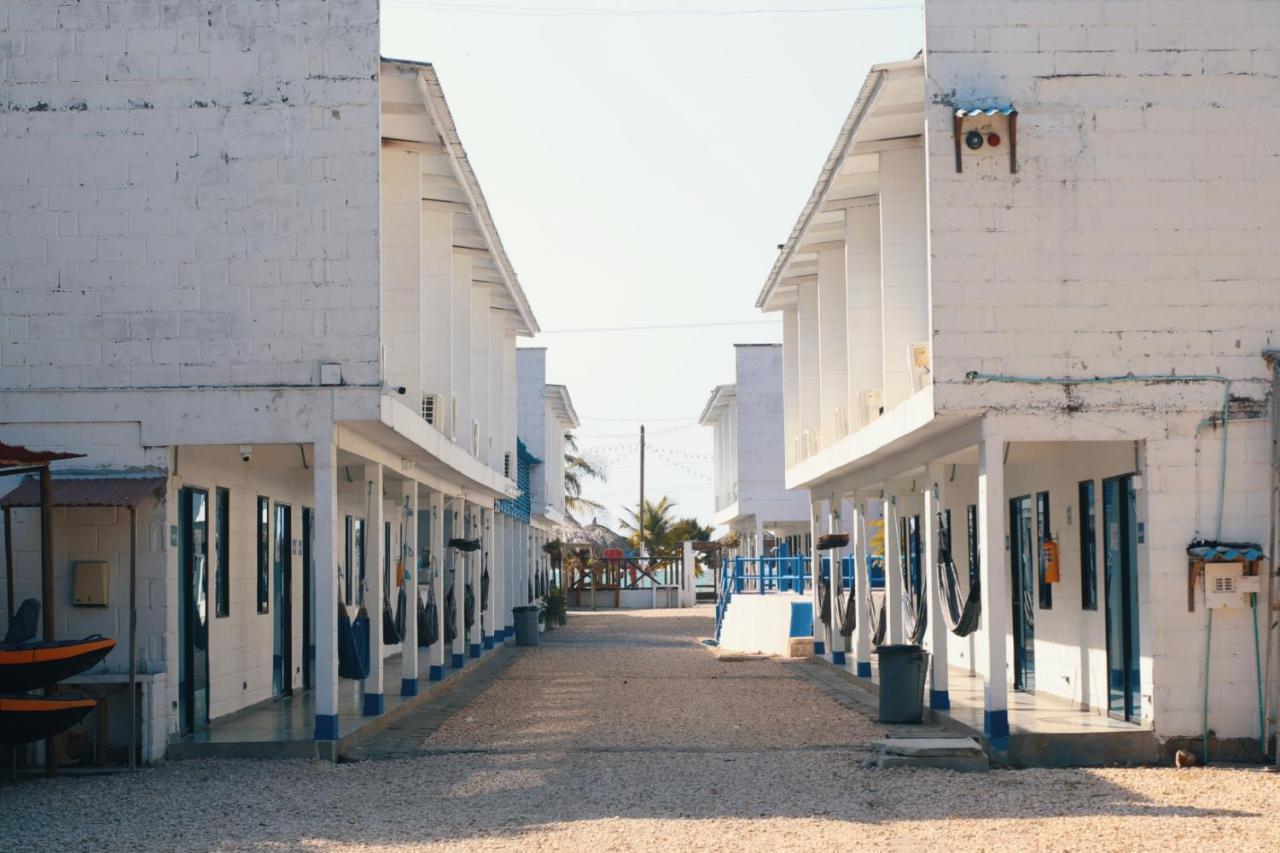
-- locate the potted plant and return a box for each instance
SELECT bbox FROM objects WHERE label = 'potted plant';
[540,585,567,630]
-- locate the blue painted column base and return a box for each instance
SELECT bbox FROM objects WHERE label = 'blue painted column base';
[469,642,481,658]
[494,628,505,643]
[452,652,465,669]
[483,635,494,650]
[401,678,419,697]
[429,664,444,681]
[856,661,872,678]
[504,624,514,641]
[314,713,339,741]
[362,692,384,716]
[814,640,826,656]
[930,689,950,710]
[984,708,1010,749]
[831,651,846,666]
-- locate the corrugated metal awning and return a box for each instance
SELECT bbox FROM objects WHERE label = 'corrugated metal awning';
[0,476,165,509]
[0,442,85,468]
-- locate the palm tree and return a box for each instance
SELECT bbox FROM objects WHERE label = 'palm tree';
[619,496,678,554]
[564,431,604,516]
[669,516,714,575]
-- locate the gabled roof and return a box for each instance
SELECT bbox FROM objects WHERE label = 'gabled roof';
[757,56,924,312]
[380,58,540,335]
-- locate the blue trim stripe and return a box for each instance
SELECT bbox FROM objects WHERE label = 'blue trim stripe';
[831,651,846,666]
[452,653,465,669]
[429,664,444,681]
[469,643,481,658]
[483,635,494,650]
[856,661,872,678]
[401,678,419,697]
[314,713,339,741]
[930,689,950,710]
[984,708,1010,748]
[362,692,384,716]
[814,641,826,656]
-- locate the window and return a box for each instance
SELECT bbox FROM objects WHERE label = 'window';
[1079,480,1098,610]
[256,496,270,614]
[383,521,392,592]
[354,518,366,604]
[966,504,979,576]
[1036,491,1052,609]
[215,488,230,618]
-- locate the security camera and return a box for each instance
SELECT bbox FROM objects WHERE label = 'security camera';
[239,444,253,463]
[396,385,406,395]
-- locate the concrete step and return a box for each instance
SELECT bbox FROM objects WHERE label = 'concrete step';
[871,737,989,772]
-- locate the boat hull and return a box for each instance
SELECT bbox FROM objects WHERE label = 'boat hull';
[0,637,117,693]
[0,694,98,745]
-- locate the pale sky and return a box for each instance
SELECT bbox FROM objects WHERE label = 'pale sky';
[381,0,924,530]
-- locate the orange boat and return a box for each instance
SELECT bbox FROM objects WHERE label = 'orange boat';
[0,694,98,745]
[0,636,116,694]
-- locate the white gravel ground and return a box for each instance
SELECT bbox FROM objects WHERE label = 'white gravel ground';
[5,607,1280,851]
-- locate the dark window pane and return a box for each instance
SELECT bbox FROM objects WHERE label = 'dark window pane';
[966,504,979,575]
[257,496,270,614]
[344,515,353,605]
[1036,491,1052,610]
[215,488,230,618]
[1079,481,1098,610]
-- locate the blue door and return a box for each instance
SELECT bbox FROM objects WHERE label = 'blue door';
[1103,476,1140,721]
[178,488,210,733]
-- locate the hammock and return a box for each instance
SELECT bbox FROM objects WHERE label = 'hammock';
[831,557,858,639]
[382,586,406,645]
[869,590,887,646]
[338,604,371,680]
[448,538,481,553]
[417,588,439,647]
[444,586,457,645]
[896,506,928,645]
[464,583,475,630]
[481,569,490,612]
[936,510,981,636]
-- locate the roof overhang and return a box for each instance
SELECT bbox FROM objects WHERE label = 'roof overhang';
[544,384,579,429]
[757,57,924,312]
[380,58,540,336]
[698,384,736,426]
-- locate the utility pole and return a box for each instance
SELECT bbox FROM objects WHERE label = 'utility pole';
[638,425,646,557]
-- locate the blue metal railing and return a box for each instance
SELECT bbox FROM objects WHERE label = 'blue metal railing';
[714,545,887,643]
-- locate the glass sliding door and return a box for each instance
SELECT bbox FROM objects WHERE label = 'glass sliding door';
[302,507,315,691]
[178,488,210,734]
[1103,475,1141,721]
[273,503,292,697]
[1009,495,1036,693]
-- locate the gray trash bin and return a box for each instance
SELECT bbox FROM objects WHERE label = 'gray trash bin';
[513,605,540,647]
[877,644,929,723]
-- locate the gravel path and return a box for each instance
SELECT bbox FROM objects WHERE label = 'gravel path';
[5,606,1280,851]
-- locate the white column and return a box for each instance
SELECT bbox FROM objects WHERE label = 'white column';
[400,480,419,696]
[468,503,482,657]
[810,499,828,655]
[482,507,496,650]
[450,498,465,669]
[313,431,340,742]
[428,490,445,680]
[505,516,516,636]
[883,492,904,645]
[978,426,1009,747]
[851,496,873,677]
[753,518,765,571]
[363,464,385,714]
[923,466,950,710]
[493,513,506,643]
[830,499,851,666]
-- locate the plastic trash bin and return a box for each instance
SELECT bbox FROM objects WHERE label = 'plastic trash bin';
[513,605,540,647]
[877,644,929,723]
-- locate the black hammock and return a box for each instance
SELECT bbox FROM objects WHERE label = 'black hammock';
[382,585,407,645]
[819,559,859,640]
[417,587,439,647]
[936,511,981,636]
[464,583,475,630]
[480,569,490,612]
[338,604,371,680]
[868,590,886,646]
[898,511,928,645]
[444,585,458,645]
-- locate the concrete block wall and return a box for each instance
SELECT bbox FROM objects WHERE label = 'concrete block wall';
[924,0,1280,414]
[0,1,382,390]
[733,345,810,525]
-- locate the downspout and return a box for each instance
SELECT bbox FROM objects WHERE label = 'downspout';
[1265,350,1280,765]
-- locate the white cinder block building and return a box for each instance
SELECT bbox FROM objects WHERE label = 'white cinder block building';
[699,345,810,556]
[512,347,579,603]
[756,1,1280,762]
[0,1,551,761]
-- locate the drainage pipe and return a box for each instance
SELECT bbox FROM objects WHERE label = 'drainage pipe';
[1265,350,1280,766]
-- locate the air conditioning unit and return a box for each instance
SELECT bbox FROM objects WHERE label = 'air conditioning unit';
[859,390,883,426]
[421,394,441,426]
